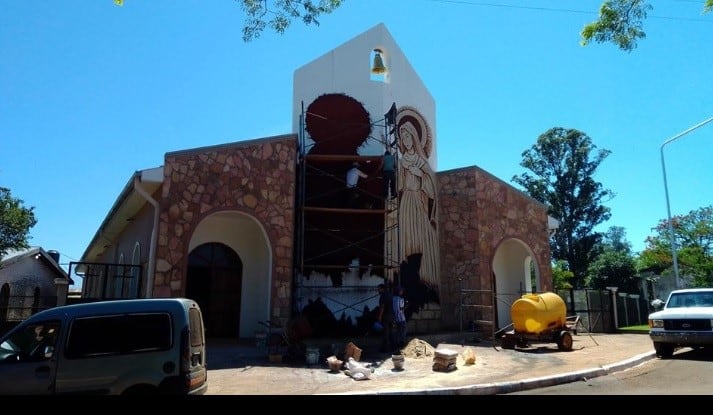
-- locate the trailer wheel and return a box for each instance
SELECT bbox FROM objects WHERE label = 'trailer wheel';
[501,335,516,350]
[557,331,573,351]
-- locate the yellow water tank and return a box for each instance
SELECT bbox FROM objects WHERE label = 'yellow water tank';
[510,292,566,335]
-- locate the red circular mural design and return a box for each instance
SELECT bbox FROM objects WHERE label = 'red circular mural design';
[305,93,372,155]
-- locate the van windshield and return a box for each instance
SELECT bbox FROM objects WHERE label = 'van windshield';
[0,321,60,361]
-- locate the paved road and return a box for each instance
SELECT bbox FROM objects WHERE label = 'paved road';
[506,346,713,395]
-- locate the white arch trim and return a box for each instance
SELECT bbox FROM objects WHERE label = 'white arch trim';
[189,210,273,339]
[492,238,540,330]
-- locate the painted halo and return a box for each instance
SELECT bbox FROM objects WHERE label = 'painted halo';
[396,106,432,159]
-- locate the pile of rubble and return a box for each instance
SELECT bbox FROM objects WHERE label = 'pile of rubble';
[325,337,477,380]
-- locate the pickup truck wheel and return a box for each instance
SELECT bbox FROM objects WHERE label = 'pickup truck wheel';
[653,342,674,358]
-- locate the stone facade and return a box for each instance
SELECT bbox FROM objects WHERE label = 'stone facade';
[152,135,298,322]
[436,166,552,331]
[132,135,550,335]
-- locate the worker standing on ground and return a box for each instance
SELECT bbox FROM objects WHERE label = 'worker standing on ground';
[377,282,394,354]
[392,285,407,351]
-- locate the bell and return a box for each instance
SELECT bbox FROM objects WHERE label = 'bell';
[371,49,386,74]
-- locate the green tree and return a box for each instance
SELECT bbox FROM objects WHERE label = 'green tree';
[598,225,630,254]
[119,1,713,49]
[226,1,713,47]
[512,127,614,288]
[0,187,37,258]
[238,0,344,42]
[639,205,713,287]
[238,1,713,48]
[581,0,713,52]
[586,226,639,293]
[552,259,574,290]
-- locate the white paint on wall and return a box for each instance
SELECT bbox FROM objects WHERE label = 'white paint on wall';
[298,268,384,325]
[492,238,539,330]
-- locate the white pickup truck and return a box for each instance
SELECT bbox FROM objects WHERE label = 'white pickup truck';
[648,288,713,358]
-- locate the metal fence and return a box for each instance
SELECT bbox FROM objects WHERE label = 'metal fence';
[68,261,143,300]
[458,286,649,335]
[557,288,649,333]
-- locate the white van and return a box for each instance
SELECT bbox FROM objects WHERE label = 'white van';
[0,298,207,395]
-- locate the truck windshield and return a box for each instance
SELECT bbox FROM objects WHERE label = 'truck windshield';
[667,293,713,308]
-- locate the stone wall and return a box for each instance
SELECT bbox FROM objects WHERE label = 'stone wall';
[152,135,297,322]
[146,136,552,336]
[436,166,552,332]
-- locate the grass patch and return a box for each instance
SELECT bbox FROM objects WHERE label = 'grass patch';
[618,325,649,334]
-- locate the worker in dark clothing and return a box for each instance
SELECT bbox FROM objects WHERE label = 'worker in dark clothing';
[381,150,396,200]
[377,282,394,353]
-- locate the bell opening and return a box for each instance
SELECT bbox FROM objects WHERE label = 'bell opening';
[371,49,386,75]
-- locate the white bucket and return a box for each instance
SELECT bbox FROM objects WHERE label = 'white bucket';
[305,347,320,365]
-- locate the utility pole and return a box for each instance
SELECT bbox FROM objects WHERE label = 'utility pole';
[660,115,713,288]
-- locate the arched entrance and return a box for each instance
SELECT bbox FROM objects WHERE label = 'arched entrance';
[492,238,541,330]
[186,210,272,340]
[186,243,243,338]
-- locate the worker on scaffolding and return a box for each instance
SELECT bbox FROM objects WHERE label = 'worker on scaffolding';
[381,149,397,200]
[345,161,368,208]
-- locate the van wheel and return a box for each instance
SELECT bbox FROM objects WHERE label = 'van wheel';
[122,385,157,395]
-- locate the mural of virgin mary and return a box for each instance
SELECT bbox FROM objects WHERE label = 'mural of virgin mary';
[395,108,439,291]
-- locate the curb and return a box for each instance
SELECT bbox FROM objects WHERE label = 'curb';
[326,350,658,395]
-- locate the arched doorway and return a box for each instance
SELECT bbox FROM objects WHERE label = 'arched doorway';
[186,243,243,338]
[492,238,541,330]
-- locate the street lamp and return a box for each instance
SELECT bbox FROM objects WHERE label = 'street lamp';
[660,115,713,289]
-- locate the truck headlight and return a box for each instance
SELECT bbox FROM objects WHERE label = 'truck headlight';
[649,319,664,329]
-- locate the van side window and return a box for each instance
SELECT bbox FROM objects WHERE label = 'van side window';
[66,313,172,359]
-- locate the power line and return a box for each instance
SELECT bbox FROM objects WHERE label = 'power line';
[421,0,713,23]
[423,0,593,16]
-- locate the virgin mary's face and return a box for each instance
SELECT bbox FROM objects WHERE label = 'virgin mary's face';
[400,127,413,150]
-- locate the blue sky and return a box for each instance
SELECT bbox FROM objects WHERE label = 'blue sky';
[2,0,711,274]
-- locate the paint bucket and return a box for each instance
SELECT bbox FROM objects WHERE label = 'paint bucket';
[392,354,405,371]
[326,356,343,372]
[305,347,320,365]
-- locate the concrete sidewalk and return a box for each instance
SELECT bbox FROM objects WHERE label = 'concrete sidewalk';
[204,331,656,395]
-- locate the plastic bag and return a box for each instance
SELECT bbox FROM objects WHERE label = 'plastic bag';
[345,357,372,380]
[462,347,476,365]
